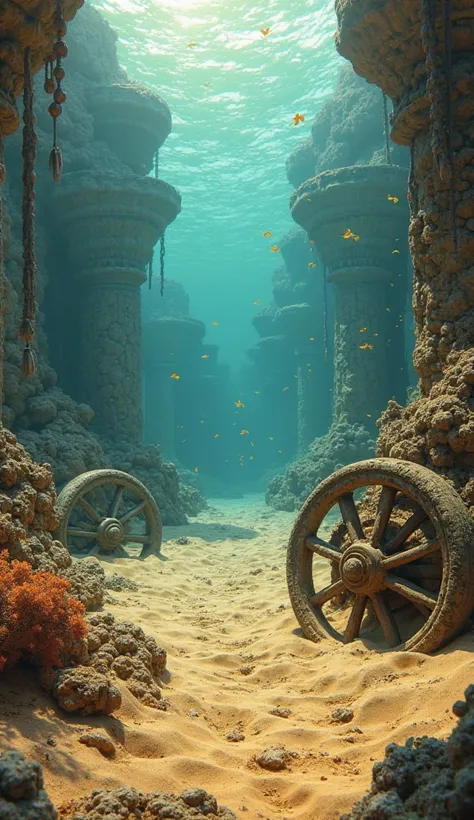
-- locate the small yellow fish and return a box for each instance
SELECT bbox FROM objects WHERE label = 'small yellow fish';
[392,249,400,254]
[235,400,245,408]
[366,413,372,418]
[360,343,374,350]
[386,308,391,312]
[202,354,210,359]
[253,300,260,305]
[373,332,379,337]
[193,466,199,472]
[170,372,180,380]
[240,429,249,436]
[341,228,360,242]
[211,321,219,326]
[188,41,198,47]
[360,327,367,333]
[310,239,315,245]
[260,27,271,36]
[388,194,399,203]
[308,261,316,268]
[270,244,280,253]
[309,337,314,341]
[293,113,305,126]
[283,386,289,391]
[262,231,273,238]
[214,434,220,439]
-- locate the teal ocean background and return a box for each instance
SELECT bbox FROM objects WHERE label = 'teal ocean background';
[90,0,343,368]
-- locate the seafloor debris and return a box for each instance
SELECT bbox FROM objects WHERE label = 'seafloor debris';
[342,683,474,819]
[58,786,238,819]
[0,749,57,820]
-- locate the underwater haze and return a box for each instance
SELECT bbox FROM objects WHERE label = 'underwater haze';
[91,0,343,367]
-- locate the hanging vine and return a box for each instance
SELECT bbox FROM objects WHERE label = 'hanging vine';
[382,92,392,165]
[20,47,37,377]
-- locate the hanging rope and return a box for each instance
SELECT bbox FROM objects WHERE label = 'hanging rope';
[148,150,160,289]
[160,233,166,297]
[382,92,392,165]
[154,150,159,179]
[20,47,37,377]
[443,0,457,250]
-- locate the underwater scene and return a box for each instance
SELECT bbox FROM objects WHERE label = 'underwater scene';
[1,0,474,817]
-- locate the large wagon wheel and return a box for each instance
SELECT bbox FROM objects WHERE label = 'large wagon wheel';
[55,469,162,559]
[287,458,474,653]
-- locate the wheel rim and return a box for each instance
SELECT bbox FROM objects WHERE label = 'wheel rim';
[287,458,474,652]
[56,469,162,559]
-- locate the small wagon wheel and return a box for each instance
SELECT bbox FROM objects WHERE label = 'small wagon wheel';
[55,469,162,559]
[287,458,474,653]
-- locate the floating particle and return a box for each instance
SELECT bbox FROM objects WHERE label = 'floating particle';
[293,113,305,125]
[235,400,245,408]
[269,436,274,441]
[367,413,372,418]
[373,332,379,337]
[202,354,210,359]
[240,429,250,436]
[360,343,374,350]
[170,372,180,380]
[278,450,284,454]
[214,434,220,438]
[386,308,391,312]
[392,249,400,254]
[253,300,260,305]
[194,466,199,472]
[308,261,316,268]
[270,244,280,253]
[360,327,367,333]
[310,239,315,245]
[309,337,315,341]
[262,231,273,237]
[283,386,289,391]
[387,194,399,203]
[200,419,205,424]
[250,441,254,447]
[255,390,260,395]
[188,41,198,47]
[211,321,219,326]
[260,27,271,36]
[250,455,254,460]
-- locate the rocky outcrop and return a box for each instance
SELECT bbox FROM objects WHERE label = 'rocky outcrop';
[59,787,238,819]
[342,684,474,819]
[0,749,57,819]
[286,138,315,188]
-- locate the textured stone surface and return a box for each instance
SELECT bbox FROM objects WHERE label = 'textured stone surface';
[58,786,238,819]
[0,749,57,819]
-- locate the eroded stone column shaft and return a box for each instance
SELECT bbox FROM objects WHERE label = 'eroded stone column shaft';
[144,362,176,460]
[81,281,142,441]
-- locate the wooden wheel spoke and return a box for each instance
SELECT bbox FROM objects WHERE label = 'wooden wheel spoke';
[344,594,367,643]
[67,527,98,539]
[119,501,146,525]
[306,536,341,564]
[338,493,365,542]
[397,564,442,580]
[125,533,151,545]
[383,539,439,570]
[383,506,428,555]
[310,579,345,608]
[372,591,401,647]
[384,574,437,611]
[109,486,124,518]
[371,486,398,547]
[77,498,102,523]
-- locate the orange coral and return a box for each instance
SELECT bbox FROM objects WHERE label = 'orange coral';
[0,550,87,671]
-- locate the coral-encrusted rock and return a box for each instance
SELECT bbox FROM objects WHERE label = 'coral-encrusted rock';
[46,666,122,715]
[86,612,167,709]
[58,786,238,819]
[377,350,474,513]
[341,684,474,819]
[63,558,105,611]
[0,749,57,820]
[79,732,116,758]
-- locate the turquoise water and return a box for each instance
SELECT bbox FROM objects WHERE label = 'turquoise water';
[90,0,344,367]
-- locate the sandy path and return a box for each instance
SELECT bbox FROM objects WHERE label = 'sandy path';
[1,494,474,819]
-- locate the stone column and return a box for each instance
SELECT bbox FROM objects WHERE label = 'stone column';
[52,171,181,443]
[291,164,409,426]
[142,317,205,463]
[276,303,331,450]
[335,0,474,503]
[247,335,298,458]
[88,84,172,175]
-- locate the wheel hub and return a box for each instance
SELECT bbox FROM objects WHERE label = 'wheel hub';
[340,543,385,594]
[97,517,125,552]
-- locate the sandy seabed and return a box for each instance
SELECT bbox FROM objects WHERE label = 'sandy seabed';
[1,494,474,819]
